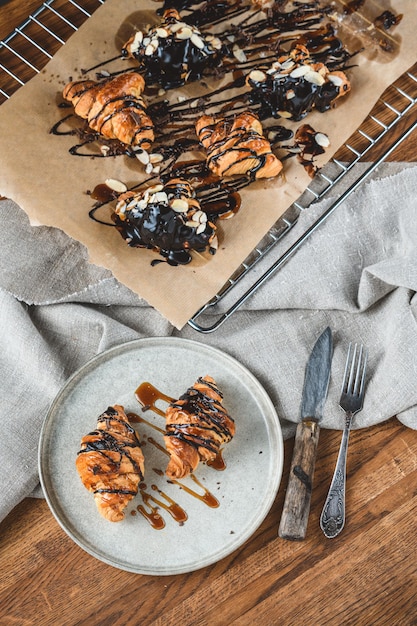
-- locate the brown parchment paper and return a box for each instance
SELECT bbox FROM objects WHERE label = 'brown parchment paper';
[0,0,415,328]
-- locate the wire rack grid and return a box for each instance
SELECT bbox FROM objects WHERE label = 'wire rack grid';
[1,1,417,332]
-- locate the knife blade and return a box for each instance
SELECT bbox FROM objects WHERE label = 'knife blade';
[279,326,333,541]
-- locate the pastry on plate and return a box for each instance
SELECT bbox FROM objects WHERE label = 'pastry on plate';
[63,72,154,149]
[76,405,145,522]
[195,110,283,179]
[113,178,218,265]
[246,43,350,121]
[122,8,223,89]
[164,375,235,479]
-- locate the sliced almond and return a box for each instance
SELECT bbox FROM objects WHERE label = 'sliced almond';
[171,198,189,212]
[211,37,222,50]
[196,223,206,235]
[150,191,168,204]
[185,220,199,228]
[134,198,149,211]
[278,110,293,118]
[328,74,344,87]
[233,45,247,63]
[281,59,295,70]
[136,150,150,165]
[177,27,193,40]
[315,132,330,147]
[105,178,127,193]
[290,64,311,78]
[115,199,126,213]
[305,71,325,86]
[191,33,205,49]
[146,183,164,194]
[249,69,267,83]
[130,31,143,54]
[193,210,207,223]
[150,153,163,164]
[170,21,187,33]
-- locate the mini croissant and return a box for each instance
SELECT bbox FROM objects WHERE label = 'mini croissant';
[63,72,154,149]
[164,376,235,479]
[195,111,283,179]
[76,405,145,522]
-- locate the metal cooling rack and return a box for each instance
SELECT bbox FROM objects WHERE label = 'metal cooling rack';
[0,0,104,103]
[189,65,417,331]
[1,1,417,332]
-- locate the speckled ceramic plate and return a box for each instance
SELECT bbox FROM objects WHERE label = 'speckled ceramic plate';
[39,337,283,575]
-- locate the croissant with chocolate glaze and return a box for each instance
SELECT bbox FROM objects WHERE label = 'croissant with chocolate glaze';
[76,405,145,522]
[195,111,283,179]
[63,72,154,149]
[164,376,235,479]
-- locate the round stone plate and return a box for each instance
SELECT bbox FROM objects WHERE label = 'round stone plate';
[39,337,283,575]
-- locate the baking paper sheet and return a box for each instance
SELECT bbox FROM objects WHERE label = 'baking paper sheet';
[0,0,415,328]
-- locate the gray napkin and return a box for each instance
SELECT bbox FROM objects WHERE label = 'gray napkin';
[1,162,416,522]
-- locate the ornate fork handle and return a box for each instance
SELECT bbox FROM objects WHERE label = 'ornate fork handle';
[320,412,353,538]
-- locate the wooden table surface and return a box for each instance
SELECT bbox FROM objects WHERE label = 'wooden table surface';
[1,2,417,625]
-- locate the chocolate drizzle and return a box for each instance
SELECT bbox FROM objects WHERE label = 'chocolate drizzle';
[53,1,361,265]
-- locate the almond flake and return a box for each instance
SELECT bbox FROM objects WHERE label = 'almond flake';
[305,71,325,86]
[170,21,187,33]
[249,69,267,83]
[147,183,164,194]
[290,65,311,78]
[171,198,189,212]
[233,45,247,63]
[177,27,193,40]
[328,74,344,87]
[150,153,163,164]
[136,150,150,165]
[191,33,205,49]
[278,110,292,118]
[105,178,127,193]
[315,132,330,147]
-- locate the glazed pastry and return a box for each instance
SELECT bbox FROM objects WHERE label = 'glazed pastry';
[113,178,217,265]
[63,72,154,149]
[122,9,223,89]
[246,44,350,121]
[195,111,283,179]
[76,405,145,522]
[164,376,235,479]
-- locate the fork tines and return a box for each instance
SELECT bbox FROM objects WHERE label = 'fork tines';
[341,343,368,412]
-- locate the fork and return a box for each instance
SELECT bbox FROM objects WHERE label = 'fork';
[320,343,368,538]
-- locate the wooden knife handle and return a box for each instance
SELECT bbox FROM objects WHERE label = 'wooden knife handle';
[278,420,320,541]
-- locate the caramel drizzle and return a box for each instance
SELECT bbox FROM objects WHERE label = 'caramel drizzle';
[127,382,226,529]
[169,474,219,509]
[135,480,189,529]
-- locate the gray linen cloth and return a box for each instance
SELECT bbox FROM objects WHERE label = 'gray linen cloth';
[1,162,416,522]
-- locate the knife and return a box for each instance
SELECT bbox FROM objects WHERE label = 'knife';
[279,326,333,541]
